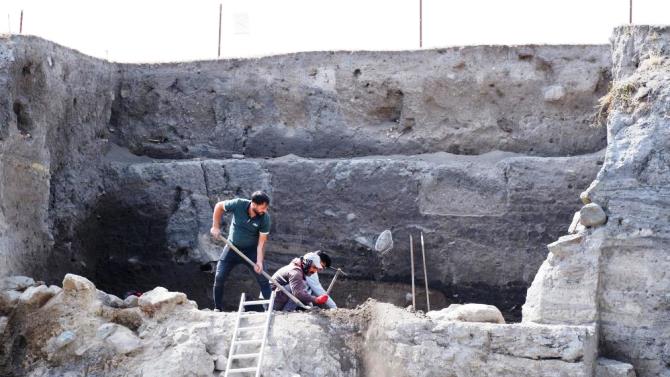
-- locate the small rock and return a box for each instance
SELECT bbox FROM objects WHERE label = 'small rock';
[99,305,144,331]
[596,357,636,377]
[124,295,139,308]
[96,323,117,339]
[0,276,35,291]
[19,285,56,307]
[54,331,77,349]
[215,355,228,371]
[568,211,584,234]
[547,233,584,257]
[98,290,125,308]
[231,154,245,159]
[427,303,505,324]
[634,86,650,101]
[346,213,357,221]
[97,323,142,354]
[74,344,91,356]
[579,203,607,227]
[0,290,22,311]
[543,85,566,102]
[63,274,96,294]
[374,230,393,253]
[139,287,192,316]
[580,189,593,204]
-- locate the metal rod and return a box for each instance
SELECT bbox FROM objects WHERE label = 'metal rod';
[410,234,416,311]
[218,3,223,57]
[326,269,342,295]
[629,0,632,24]
[420,232,430,311]
[19,10,23,34]
[419,0,423,48]
[215,235,311,310]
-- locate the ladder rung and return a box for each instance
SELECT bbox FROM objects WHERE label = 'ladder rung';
[231,352,260,360]
[235,339,263,345]
[238,326,265,331]
[226,366,258,373]
[239,312,267,318]
[243,300,270,306]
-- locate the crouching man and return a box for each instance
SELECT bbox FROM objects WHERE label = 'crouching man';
[306,250,337,309]
[271,252,329,311]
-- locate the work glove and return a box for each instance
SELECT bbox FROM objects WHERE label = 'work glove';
[314,294,329,305]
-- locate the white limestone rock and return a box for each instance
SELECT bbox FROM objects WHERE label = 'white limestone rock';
[124,295,139,308]
[97,323,142,354]
[523,229,604,325]
[0,276,36,291]
[579,203,607,227]
[62,274,97,303]
[97,290,125,308]
[19,285,60,307]
[0,290,22,311]
[568,211,587,234]
[596,358,637,377]
[543,85,567,102]
[366,302,596,377]
[428,303,505,324]
[138,287,194,317]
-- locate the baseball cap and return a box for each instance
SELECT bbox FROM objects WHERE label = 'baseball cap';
[303,252,324,271]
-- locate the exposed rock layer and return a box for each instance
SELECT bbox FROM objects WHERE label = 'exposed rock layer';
[523,25,670,377]
[0,35,608,317]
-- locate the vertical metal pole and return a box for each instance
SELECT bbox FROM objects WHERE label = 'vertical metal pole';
[410,235,416,311]
[629,0,632,24]
[8,14,11,34]
[420,232,430,311]
[218,3,223,58]
[419,0,423,48]
[19,10,23,34]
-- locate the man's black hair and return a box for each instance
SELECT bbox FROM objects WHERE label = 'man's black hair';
[315,250,332,268]
[251,191,270,205]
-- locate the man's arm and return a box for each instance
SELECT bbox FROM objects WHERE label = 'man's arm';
[288,270,317,305]
[306,274,337,308]
[254,232,268,274]
[210,201,226,238]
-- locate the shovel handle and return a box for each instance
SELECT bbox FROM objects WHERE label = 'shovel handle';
[325,269,342,296]
[214,235,311,311]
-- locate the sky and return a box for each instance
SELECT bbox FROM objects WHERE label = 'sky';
[0,0,668,63]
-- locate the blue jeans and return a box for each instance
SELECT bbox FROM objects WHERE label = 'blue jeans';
[213,243,271,311]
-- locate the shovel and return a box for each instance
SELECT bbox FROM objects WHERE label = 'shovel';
[213,235,311,310]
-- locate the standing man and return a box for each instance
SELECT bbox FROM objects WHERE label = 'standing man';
[210,191,272,311]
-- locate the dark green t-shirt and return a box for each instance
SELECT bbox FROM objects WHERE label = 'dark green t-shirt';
[223,198,271,250]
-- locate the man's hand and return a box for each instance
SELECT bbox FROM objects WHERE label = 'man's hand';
[210,226,221,239]
[254,261,263,274]
[314,294,329,305]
